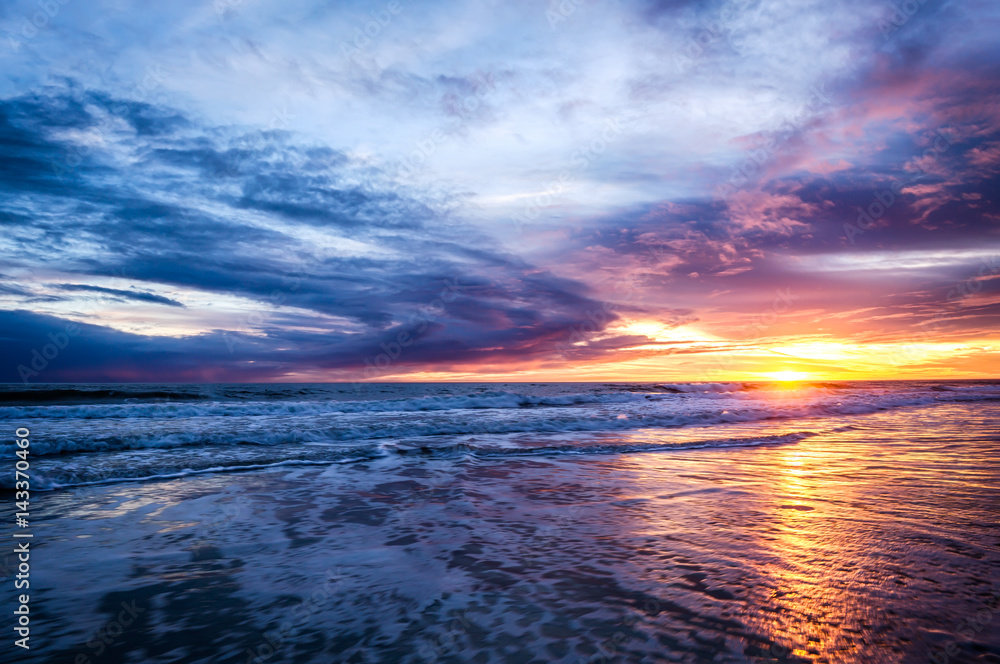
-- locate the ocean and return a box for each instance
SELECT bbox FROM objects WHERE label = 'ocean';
[3,381,1000,663]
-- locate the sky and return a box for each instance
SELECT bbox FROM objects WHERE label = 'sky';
[1,0,999,383]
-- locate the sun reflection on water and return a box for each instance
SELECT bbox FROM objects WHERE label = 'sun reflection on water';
[591,403,992,662]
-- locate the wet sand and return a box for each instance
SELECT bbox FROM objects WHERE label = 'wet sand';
[12,401,1000,663]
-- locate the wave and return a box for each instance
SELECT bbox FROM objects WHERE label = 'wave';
[18,454,387,492]
[928,384,1000,392]
[8,388,997,457]
[659,382,749,393]
[0,387,213,404]
[0,408,728,456]
[658,381,853,393]
[5,382,999,420]
[10,431,816,491]
[0,383,901,421]
[390,431,817,458]
[0,390,652,420]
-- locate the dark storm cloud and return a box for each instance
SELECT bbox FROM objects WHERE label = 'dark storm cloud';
[0,310,271,383]
[0,84,622,380]
[54,284,186,308]
[0,265,621,381]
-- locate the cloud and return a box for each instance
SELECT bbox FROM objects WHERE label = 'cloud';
[54,284,186,308]
[0,0,998,380]
[0,84,631,380]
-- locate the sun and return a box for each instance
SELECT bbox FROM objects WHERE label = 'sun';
[768,370,810,382]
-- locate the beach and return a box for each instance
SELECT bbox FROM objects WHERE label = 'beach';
[3,382,1000,663]
[4,0,1000,659]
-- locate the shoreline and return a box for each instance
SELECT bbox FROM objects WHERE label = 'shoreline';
[11,400,1000,663]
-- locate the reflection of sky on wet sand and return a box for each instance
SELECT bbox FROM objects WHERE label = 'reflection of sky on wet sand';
[559,401,1000,662]
[20,402,1000,663]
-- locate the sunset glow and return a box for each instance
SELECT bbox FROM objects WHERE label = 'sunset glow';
[1,0,998,383]
[4,3,1000,663]
[766,371,810,383]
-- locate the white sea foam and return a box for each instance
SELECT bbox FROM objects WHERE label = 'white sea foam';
[4,382,999,489]
[15,431,818,490]
[0,390,643,420]
[5,384,1000,457]
[659,382,749,393]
